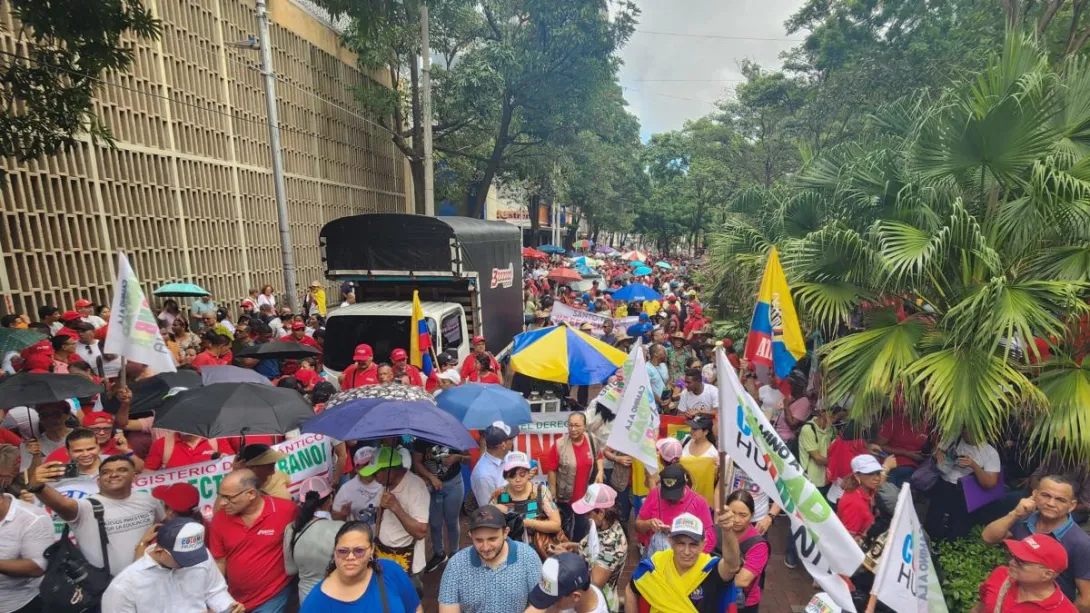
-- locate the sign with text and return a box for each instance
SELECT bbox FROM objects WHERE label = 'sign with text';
[549,302,637,336]
[871,484,948,613]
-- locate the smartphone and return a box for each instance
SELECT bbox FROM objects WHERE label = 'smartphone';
[63,462,80,479]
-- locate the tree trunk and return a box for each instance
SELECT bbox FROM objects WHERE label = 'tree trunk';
[528,194,541,246]
[469,93,513,219]
[409,49,426,215]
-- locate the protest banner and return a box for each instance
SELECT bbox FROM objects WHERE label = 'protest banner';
[606,342,660,473]
[104,253,176,373]
[549,302,637,336]
[42,433,333,537]
[716,348,863,611]
[869,484,947,613]
[511,411,572,464]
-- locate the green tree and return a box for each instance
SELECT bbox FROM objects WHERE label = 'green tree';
[0,0,160,168]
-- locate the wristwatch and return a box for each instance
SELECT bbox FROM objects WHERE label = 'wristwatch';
[26,483,45,494]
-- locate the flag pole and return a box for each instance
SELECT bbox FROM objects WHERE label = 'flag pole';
[865,594,878,613]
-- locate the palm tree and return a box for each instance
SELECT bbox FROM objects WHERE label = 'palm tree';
[708,34,1090,457]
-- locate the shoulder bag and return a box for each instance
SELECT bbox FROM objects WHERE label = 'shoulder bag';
[39,497,112,612]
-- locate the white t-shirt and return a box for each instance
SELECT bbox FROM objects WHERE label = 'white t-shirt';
[69,492,165,575]
[757,385,784,419]
[560,585,609,613]
[257,294,277,309]
[677,384,718,415]
[379,471,430,574]
[332,477,384,528]
[83,315,107,329]
[682,440,720,465]
[19,433,65,471]
[938,441,1001,484]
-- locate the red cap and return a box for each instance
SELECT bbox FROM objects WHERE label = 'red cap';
[722,338,734,349]
[290,320,305,330]
[281,359,300,376]
[471,336,486,345]
[152,483,200,513]
[390,348,408,361]
[81,411,113,427]
[353,344,374,361]
[240,298,256,309]
[60,310,82,322]
[74,299,93,309]
[23,354,53,372]
[20,340,53,360]
[1004,534,1068,573]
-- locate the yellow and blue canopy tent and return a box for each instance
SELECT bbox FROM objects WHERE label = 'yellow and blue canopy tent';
[510,324,626,385]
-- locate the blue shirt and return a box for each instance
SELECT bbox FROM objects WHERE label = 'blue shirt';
[646,361,668,398]
[438,539,542,613]
[299,559,419,613]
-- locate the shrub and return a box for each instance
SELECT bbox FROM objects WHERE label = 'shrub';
[933,527,1008,613]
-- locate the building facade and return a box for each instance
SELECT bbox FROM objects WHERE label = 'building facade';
[0,0,408,318]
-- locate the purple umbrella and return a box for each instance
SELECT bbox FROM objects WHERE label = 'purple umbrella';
[301,398,476,449]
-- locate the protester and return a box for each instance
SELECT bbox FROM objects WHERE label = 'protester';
[461,336,500,380]
[101,518,242,613]
[281,320,321,350]
[636,464,717,554]
[150,483,204,524]
[646,344,671,411]
[209,469,297,613]
[144,431,232,471]
[257,285,277,310]
[234,443,292,500]
[0,478,53,613]
[284,476,344,603]
[28,454,164,575]
[773,376,810,455]
[491,451,562,557]
[544,412,604,542]
[339,343,378,389]
[599,319,617,346]
[682,415,718,463]
[797,400,837,493]
[75,298,107,329]
[556,483,629,612]
[525,552,608,613]
[391,348,425,387]
[724,490,770,613]
[189,332,231,371]
[626,512,741,613]
[981,474,1090,607]
[468,352,503,384]
[973,534,1078,613]
[48,427,103,478]
[369,447,430,575]
[874,410,930,488]
[299,521,421,612]
[18,401,69,469]
[838,454,894,543]
[925,429,1002,542]
[472,422,518,508]
[677,368,718,419]
[303,281,327,318]
[413,437,469,573]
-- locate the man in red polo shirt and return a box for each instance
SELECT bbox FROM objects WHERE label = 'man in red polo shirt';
[54,311,92,340]
[190,333,231,372]
[459,336,500,380]
[390,348,424,387]
[209,469,296,613]
[144,432,234,471]
[280,320,320,350]
[975,534,1078,612]
[340,343,378,389]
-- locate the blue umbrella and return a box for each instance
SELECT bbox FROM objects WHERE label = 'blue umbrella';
[575,263,595,277]
[627,260,646,267]
[301,398,476,449]
[539,244,566,254]
[655,261,672,270]
[627,321,653,339]
[633,266,653,276]
[611,283,663,303]
[435,383,532,429]
[154,282,211,297]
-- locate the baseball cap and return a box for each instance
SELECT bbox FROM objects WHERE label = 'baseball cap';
[359,446,402,477]
[472,335,486,344]
[23,354,52,372]
[238,443,287,466]
[656,438,682,464]
[437,352,455,367]
[74,299,93,309]
[60,310,82,322]
[299,475,334,500]
[390,348,408,361]
[437,370,462,385]
[685,415,713,431]
[1004,534,1069,573]
[81,412,113,428]
[153,483,200,513]
[850,454,883,475]
[571,483,617,515]
[353,344,374,361]
[529,553,591,608]
[290,320,305,330]
[669,512,705,541]
[353,446,377,470]
[156,518,209,568]
[503,451,531,472]
[468,505,507,531]
[483,421,520,447]
[659,464,687,502]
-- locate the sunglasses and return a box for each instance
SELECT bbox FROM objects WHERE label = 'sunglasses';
[334,546,371,559]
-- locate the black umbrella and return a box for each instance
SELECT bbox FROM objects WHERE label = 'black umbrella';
[235,340,320,361]
[200,365,272,386]
[100,370,203,418]
[0,373,104,409]
[153,382,313,438]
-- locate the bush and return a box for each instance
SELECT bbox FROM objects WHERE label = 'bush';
[933,527,1008,613]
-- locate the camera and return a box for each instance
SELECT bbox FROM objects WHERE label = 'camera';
[63,462,80,479]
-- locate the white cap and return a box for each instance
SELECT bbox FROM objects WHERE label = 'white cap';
[503,451,531,472]
[850,454,883,475]
[353,446,377,467]
[437,370,462,385]
[669,512,704,541]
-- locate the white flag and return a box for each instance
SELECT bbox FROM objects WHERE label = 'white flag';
[605,342,660,474]
[716,348,862,611]
[104,253,177,373]
[872,484,948,613]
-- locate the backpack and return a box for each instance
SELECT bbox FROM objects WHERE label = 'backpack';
[39,497,112,612]
[733,533,769,607]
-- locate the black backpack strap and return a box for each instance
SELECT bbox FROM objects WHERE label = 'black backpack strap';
[376,563,390,613]
[89,497,111,575]
[290,519,318,555]
[739,533,769,592]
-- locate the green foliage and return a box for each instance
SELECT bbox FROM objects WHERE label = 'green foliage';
[0,0,160,167]
[933,527,1008,613]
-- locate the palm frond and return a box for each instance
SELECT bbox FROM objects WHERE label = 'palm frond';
[792,281,869,332]
[1029,355,1090,460]
[1025,245,1090,281]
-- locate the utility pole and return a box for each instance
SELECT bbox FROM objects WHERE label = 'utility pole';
[255,0,298,310]
[421,3,435,217]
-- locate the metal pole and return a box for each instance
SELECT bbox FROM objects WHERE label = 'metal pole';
[256,0,298,311]
[420,3,435,217]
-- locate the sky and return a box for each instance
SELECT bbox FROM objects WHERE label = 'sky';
[615,0,806,141]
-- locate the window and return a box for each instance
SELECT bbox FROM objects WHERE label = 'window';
[441,311,463,353]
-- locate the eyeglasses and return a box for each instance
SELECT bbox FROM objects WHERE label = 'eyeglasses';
[1009,557,1048,571]
[219,488,253,502]
[334,546,371,559]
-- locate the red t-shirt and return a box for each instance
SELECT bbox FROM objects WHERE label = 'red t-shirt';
[460,352,500,379]
[542,436,597,502]
[979,566,1078,612]
[279,334,321,350]
[468,371,502,385]
[143,434,236,471]
[878,415,929,468]
[189,350,226,372]
[341,362,378,389]
[395,365,424,387]
[837,487,875,538]
[208,496,297,610]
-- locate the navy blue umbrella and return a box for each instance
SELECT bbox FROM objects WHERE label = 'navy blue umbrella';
[302,398,477,450]
[434,383,532,429]
[611,283,663,303]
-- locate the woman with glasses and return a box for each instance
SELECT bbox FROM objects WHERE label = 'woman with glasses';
[299,521,421,612]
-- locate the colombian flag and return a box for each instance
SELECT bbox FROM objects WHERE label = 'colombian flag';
[410,291,434,375]
[744,247,806,378]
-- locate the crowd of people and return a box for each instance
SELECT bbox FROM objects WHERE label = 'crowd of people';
[0,246,1087,613]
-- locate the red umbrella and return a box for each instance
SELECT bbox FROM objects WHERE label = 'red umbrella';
[547,267,583,283]
[522,247,547,260]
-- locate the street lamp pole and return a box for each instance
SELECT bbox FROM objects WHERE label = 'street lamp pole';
[255,0,298,310]
[421,3,435,217]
